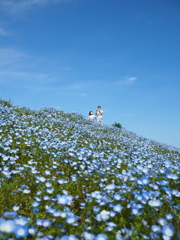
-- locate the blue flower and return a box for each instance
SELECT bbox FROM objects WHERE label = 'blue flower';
[113,204,123,213]
[95,233,108,240]
[36,219,43,226]
[165,213,174,220]
[140,176,150,185]
[132,207,140,215]
[14,225,28,238]
[151,225,161,232]
[96,210,110,221]
[31,201,40,207]
[0,219,16,233]
[93,206,100,213]
[12,205,20,211]
[106,184,116,190]
[114,194,122,200]
[158,218,168,226]
[82,232,95,240]
[14,216,28,226]
[106,222,117,231]
[28,226,37,235]
[61,234,79,240]
[66,216,78,225]
[57,194,73,205]
[3,211,17,219]
[42,219,52,227]
[162,224,174,237]
[148,199,162,207]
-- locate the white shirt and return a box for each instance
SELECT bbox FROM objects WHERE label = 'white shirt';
[88,114,96,120]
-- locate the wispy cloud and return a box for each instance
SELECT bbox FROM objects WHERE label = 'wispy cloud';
[0,48,61,93]
[0,28,9,36]
[0,47,89,97]
[113,76,137,86]
[0,48,26,67]
[0,0,70,14]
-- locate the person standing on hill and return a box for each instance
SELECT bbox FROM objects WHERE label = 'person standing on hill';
[96,106,103,123]
[88,111,96,121]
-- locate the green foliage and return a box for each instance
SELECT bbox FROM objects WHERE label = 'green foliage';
[112,122,122,129]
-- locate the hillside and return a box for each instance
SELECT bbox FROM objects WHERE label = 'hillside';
[0,98,180,240]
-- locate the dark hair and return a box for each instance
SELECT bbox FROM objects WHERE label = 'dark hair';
[97,106,101,108]
[89,111,93,115]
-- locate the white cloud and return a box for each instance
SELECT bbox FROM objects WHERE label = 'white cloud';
[0,48,61,92]
[0,48,26,67]
[113,76,137,86]
[0,0,70,14]
[81,93,87,97]
[0,28,9,36]
[127,77,137,82]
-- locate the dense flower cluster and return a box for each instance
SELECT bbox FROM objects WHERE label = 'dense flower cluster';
[0,98,180,239]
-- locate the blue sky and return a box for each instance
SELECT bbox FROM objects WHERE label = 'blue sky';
[0,0,180,148]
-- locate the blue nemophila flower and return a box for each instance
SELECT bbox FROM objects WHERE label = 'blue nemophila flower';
[114,194,122,200]
[96,210,110,221]
[36,176,46,182]
[158,180,169,186]
[34,196,41,201]
[14,225,28,238]
[66,215,78,225]
[82,231,95,240]
[132,207,141,215]
[158,218,168,226]
[80,202,86,209]
[165,213,174,220]
[45,182,52,187]
[105,183,116,190]
[47,188,54,194]
[148,199,162,207]
[36,219,43,226]
[31,201,40,207]
[91,191,102,199]
[14,216,28,226]
[3,211,17,219]
[106,222,117,231]
[57,179,67,184]
[142,191,150,201]
[171,189,180,197]
[45,170,51,175]
[151,225,161,233]
[57,194,73,205]
[61,234,79,240]
[166,173,178,180]
[28,226,37,235]
[12,205,20,212]
[95,233,108,240]
[42,219,52,227]
[159,169,166,174]
[33,208,39,214]
[0,219,16,233]
[140,176,150,185]
[93,206,100,213]
[43,195,51,200]
[116,231,126,240]
[162,224,174,237]
[113,204,123,213]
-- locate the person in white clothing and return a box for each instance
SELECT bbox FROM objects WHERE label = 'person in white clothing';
[96,106,103,123]
[88,111,96,121]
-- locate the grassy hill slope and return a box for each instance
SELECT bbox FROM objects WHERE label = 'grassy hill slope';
[0,98,180,240]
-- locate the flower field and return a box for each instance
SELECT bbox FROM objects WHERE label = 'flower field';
[0,98,180,240]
